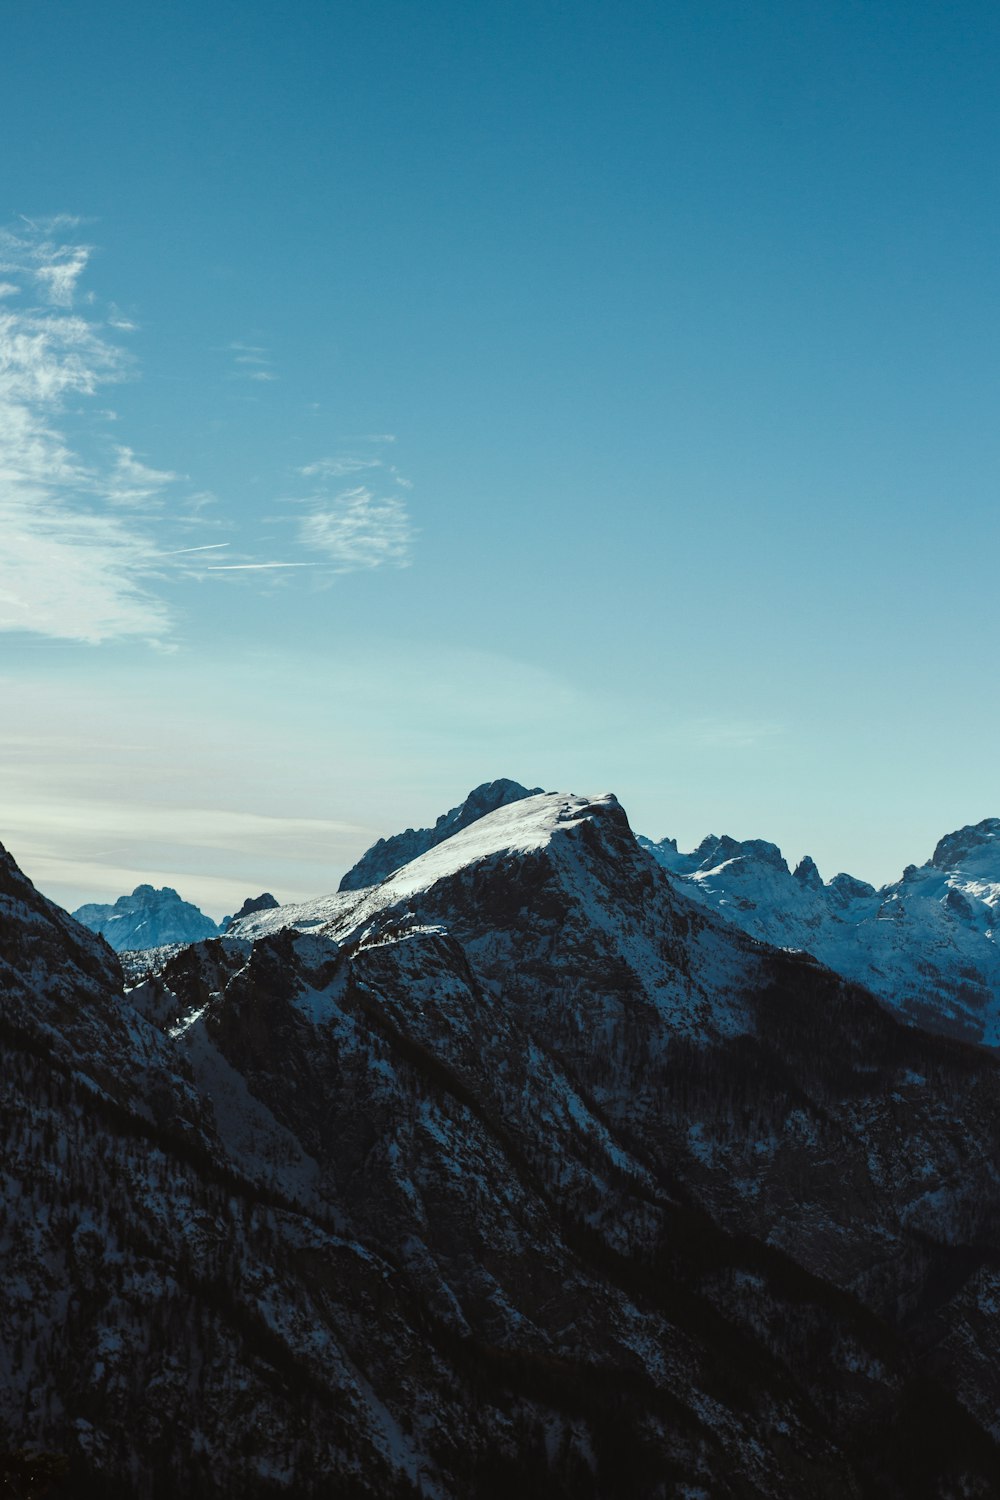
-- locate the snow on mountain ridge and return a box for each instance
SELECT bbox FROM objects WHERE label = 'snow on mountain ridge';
[931,817,1000,872]
[234,790,759,1045]
[338,777,544,891]
[233,790,1000,1049]
[349,792,620,905]
[642,815,1000,1048]
[235,792,615,940]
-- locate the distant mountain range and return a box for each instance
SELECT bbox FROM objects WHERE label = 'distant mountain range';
[7,783,1000,1495]
[73,885,279,952]
[639,816,1000,1050]
[77,783,1000,1051]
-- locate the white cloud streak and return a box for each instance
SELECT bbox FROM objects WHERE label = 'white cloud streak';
[298,456,383,479]
[205,561,315,571]
[0,221,417,637]
[228,341,277,383]
[157,542,231,557]
[297,485,414,571]
[0,223,176,641]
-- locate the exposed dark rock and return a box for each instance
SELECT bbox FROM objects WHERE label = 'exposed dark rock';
[4,795,1000,1498]
[222,892,280,933]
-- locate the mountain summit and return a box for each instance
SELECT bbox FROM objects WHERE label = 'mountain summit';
[73,883,220,951]
[338,777,544,890]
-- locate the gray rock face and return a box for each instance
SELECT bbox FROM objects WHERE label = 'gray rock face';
[222,892,279,933]
[73,883,221,951]
[931,816,1000,870]
[338,777,544,890]
[793,854,823,890]
[6,798,1000,1497]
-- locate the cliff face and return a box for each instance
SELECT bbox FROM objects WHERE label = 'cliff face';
[5,798,1000,1497]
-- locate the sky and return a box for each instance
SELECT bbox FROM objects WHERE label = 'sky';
[2,0,999,917]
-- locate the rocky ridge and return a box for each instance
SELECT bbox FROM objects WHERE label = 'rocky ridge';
[639,817,1000,1048]
[222,892,280,934]
[337,778,543,891]
[5,795,1000,1496]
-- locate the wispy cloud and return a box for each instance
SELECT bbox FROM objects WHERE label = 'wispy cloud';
[106,303,138,333]
[229,340,277,382]
[298,456,383,479]
[204,561,315,571]
[289,439,417,572]
[106,445,180,510]
[296,485,414,571]
[0,221,175,642]
[0,220,416,639]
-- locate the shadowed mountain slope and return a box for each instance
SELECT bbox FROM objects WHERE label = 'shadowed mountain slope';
[5,796,1000,1497]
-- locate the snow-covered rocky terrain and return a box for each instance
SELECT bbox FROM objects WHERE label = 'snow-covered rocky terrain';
[72,886,280,952]
[5,789,1000,1496]
[73,883,222,952]
[640,817,1000,1048]
[338,777,543,890]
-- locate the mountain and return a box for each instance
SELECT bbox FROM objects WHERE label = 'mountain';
[73,883,221,951]
[221,891,280,933]
[639,816,1000,1048]
[6,796,1000,1496]
[338,777,543,890]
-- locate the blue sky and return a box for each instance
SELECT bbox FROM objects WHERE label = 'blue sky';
[2,0,998,914]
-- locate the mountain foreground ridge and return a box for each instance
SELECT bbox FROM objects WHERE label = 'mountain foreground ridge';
[6,786,1000,1495]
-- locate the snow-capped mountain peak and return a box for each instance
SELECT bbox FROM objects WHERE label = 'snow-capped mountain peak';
[73,883,221,951]
[353,791,621,904]
[338,777,544,891]
[930,816,1000,874]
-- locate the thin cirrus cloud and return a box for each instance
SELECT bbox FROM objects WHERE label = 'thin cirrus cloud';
[229,341,277,382]
[290,443,416,572]
[295,484,414,571]
[106,446,180,510]
[298,456,383,479]
[0,218,174,643]
[0,219,417,642]
[298,451,412,490]
[204,562,316,572]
